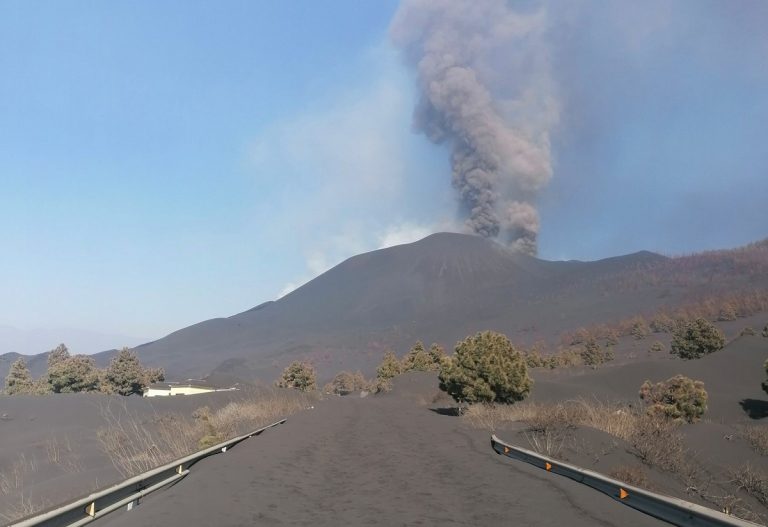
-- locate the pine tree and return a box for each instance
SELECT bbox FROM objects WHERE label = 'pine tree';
[428,343,446,369]
[439,331,532,404]
[275,361,316,391]
[4,357,34,395]
[104,348,145,396]
[47,355,99,393]
[401,341,433,372]
[670,318,725,359]
[47,343,70,368]
[376,351,402,380]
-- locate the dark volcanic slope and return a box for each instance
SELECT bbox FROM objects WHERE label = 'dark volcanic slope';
[129,233,768,381]
[12,233,765,383]
[129,233,679,380]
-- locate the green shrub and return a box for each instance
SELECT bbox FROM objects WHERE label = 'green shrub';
[670,318,725,359]
[364,377,392,394]
[639,375,708,423]
[376,351,402,380]
[630,318,650,340]
[104,348,164,396]
[3,358,34,395]
[570,328,591,345]
[193,406,223,449]
[580,338,613,367]
[275,361,316,392]
[438,331,532,405]
[401,341,434,372]
[649,341,665,353]
[428,343,446,368]
[524,349,547,368]
[540,348,583,369]
[330,370,366,395]
[47,355,100,393]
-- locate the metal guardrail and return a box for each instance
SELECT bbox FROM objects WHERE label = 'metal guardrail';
[491,434,762,527]
[7,419,287,527]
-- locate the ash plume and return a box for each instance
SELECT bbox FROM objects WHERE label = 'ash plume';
[391,0,558,255]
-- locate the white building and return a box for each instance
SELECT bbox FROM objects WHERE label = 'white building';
[143,380,238,397]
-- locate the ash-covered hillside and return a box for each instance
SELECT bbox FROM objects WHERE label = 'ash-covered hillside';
[119,233,768,382]
[4,233,766,383]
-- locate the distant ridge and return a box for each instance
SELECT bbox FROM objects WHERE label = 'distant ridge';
[5,233,767,383]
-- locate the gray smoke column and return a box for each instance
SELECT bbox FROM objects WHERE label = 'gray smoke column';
[391,0,558,255]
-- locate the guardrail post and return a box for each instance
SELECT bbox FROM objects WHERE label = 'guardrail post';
[126,498,140,511]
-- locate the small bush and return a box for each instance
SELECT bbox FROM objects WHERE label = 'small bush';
[762,324,768,338]
[428,343,446,368]
[329,370,366,395]
[717,303,738,321]
[3,358,34,395]
[741,327,756,336]
[670,318,725,359]
[740,425,768,456]
[438,331,532,405]
[365,377,392,394]
[639,375,708,423]
[650,314,676,333]
[628,413,686,472]
[193,406,224,450]
[547,348,583,369]
[401,341,435,372]
[376,351,402,381]
[580,338,613,367]
[630,318,650,340]
[104,348,164,396]
[570,328,591,345]
[524,349,547,368]
[275,361,316,392]
[732,464,768,507]
[47,355,100,393]
[648,341,665,353]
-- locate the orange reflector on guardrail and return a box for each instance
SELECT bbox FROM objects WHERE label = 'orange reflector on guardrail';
[545,462,552,471]
[504,446,510,454]
[620,488,629,500]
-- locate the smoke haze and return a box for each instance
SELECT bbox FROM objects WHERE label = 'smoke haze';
[391,0,558,255]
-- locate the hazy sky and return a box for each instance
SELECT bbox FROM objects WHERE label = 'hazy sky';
[2,1,767,345]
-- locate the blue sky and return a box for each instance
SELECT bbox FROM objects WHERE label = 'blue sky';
[1,1,767,347]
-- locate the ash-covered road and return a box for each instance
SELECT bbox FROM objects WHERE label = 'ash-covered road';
[101,380,663,527]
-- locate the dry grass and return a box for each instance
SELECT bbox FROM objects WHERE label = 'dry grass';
[97,390,311,478]
[464,399,686,472]
[465,399,768,522]
[740,425,768,456]
[45,435,82,472]
[732,464,768,507]
[0,453,48,523]
[609,465,651,489]
[465,399,637,440]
